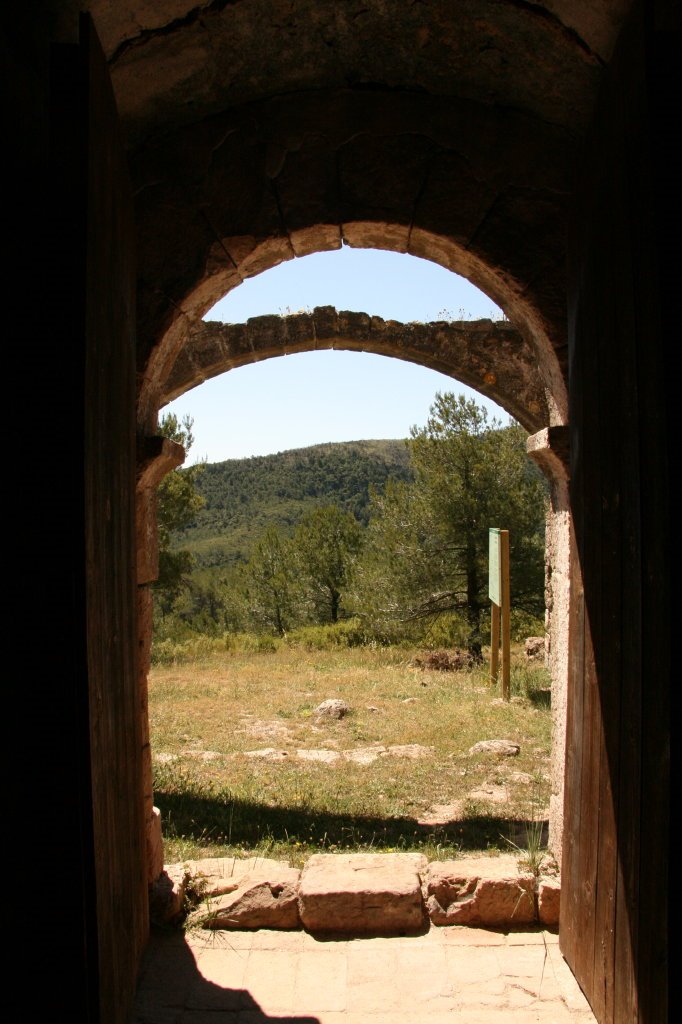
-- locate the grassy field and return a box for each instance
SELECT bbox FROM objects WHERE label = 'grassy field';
[150,639,552,867]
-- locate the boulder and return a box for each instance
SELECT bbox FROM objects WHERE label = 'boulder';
[315,698,350,719]
[424,857,536,927]
[298,853,427,933]
[468,739,520,757]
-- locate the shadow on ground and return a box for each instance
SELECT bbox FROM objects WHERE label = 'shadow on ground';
[133,928,319,1023]
[155,787,548,854]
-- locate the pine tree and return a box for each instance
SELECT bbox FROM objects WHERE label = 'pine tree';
[352,394,547,654]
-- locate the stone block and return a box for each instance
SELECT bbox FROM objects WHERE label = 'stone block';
[201,865,301,930]
[179,856,292,896]
[424,857,536,928]
[298,853,427,934]
[538,877,561,927]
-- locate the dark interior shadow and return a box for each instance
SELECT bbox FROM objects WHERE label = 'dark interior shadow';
[132,925,320,1023]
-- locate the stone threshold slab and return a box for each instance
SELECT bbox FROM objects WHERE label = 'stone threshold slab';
[151,852,560,935]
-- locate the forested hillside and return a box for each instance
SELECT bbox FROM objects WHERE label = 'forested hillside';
[173,439,413,568]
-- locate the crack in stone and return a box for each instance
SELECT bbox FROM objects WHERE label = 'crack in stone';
[407,151,438,253]
[109,0,244,65]
[269,177,296,263]
[199,209,243,277]
[501,0,605,66]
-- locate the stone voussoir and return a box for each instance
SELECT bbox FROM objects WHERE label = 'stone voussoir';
[423,856,536,928]
[298,852,427,934]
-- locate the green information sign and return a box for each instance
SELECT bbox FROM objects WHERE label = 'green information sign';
[489,528,502,605]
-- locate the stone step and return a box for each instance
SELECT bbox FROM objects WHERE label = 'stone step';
[424,857,536,927]
[152,853,561,934]
[298,853,427,934]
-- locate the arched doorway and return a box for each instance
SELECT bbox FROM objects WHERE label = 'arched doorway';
[33,6,667,1021]
[137,237,573,887]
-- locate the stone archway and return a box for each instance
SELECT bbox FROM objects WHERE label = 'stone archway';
[18,4,666,1021]
[138,280,573,885]
[163,307,549,433]
[123,40,578,857]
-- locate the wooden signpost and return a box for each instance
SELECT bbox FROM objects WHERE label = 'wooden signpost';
[489,528,510,700]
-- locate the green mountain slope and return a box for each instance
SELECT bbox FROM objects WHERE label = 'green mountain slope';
[174,439,413,568]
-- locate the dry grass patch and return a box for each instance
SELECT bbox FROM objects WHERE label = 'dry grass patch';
[150,642,551,864]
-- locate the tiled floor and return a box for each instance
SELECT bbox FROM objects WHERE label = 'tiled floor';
[131,925,597,1023]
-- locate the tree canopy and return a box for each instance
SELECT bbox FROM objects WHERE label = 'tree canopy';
[351,394,547,654]
[293,506,363,623]
[239,527,301,636]
[151,396,547,647]
[154,413,205,614]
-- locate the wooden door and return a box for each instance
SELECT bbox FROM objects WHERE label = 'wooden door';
[50,15,147,1023]
[560,6,669,1022]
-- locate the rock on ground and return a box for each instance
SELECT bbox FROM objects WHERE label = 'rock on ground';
[298,853,427,934]
[149,865,189,924]
[525,636,546,660]
[424,857,536,927]
[386,743,434,759]
[412,649,479,671]
[315,698,350,719]
[469,739,521,756]
[177,857,289,896]
[159,854,562,935]
[344,745,387,764]
[296,748,341,763]
[243,748,291,760]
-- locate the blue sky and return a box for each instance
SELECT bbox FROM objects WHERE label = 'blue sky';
[164,247,507,464]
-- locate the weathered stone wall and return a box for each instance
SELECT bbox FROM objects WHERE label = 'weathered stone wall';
[528,427,572,861]
[136,434,185,880]
[88,0,629,435]
[130,106,572,433]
